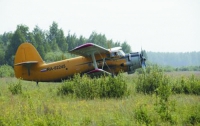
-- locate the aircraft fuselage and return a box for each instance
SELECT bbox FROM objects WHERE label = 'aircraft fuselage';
[18,55,127,82]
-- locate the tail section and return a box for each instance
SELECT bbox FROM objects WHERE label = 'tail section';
[14,42,44,80]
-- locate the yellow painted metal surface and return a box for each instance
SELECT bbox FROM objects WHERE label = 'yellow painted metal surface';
[14,43,128,82]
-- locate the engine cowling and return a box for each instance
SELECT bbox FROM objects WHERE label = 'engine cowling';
[125,51,146,74]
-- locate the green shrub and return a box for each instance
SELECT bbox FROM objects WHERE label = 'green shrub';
[80,117,92,126]
[171,75,200,95]
[136,65,164,94]
[156,75,171,102]
[0,64,14,77]
[186,105,200,125]
[156,77,176,124]
[134,105,152,125]
[155,75,176,124]
[99,74,128,98]
[73,74,99,99]
[57,73,129,99]
[136,65,200,96]
[136,65,176,124]
[57,81,74,96]
[189,75,200,95]
[34,118,47,126]
[0,117,6,126]
[8,80,22,95]
[180,76,191,94]
[171,80,184,94]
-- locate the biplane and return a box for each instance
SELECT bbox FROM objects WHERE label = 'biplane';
[14,42,146,84]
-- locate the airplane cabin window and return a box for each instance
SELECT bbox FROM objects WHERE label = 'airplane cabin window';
[118,50,125,57]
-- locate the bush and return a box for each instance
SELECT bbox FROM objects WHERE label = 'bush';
[0,64,14,77]
[136,65,177,124]
[99,74,128,98]
[57,73,129,99]
[57,81,74,96]
[134,105,152,125]
[8,80,22,95]
[181,76,191,94]
[189,75,200,95]
[186,105,200,125]
[156,75,171,102]
[153,75,176,124]
[0,117,6,126]
[136,65,200,96]
[171,79,184,94]
[73,74,99,99]
[171,75,200,95]
[136,65,164,94]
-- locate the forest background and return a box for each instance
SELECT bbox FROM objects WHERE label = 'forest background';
[0,22,199,72]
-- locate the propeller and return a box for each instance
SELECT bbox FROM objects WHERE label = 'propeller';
[140,48,147,69]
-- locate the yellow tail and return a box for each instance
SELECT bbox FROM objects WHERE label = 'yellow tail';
[14,42,44,80]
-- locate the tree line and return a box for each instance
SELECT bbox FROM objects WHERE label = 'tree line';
[0,22,199,69]
[0,22,131,66]
[147,52,200,68]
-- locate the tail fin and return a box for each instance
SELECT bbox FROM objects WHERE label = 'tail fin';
[14,42,44,79]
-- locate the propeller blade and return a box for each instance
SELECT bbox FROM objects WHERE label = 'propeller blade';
[140,49,147,69]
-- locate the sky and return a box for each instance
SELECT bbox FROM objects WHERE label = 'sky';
[0,0,200,52]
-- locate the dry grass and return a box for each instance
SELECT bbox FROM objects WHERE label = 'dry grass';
[165,71,200,78]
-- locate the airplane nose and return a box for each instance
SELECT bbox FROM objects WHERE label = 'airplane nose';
[126,50,147,74]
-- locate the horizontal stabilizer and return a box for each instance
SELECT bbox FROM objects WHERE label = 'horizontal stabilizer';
[86,69,111,78]
[14,61,38,66]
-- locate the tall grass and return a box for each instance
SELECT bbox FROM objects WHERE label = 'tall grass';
[0,69,199,125]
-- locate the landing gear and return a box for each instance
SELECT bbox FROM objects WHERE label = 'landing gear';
[112,73,115,78]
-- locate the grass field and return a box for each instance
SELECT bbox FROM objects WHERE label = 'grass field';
[0,71,200,125]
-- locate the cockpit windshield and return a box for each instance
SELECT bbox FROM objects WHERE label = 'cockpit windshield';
[110,48,125,58]
[118,50,125,57]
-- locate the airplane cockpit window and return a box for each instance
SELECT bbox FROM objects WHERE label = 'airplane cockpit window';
[118,50,125,57]
[110,49,125,58]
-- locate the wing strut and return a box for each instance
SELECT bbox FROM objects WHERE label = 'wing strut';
[102,58,105,69]
[91,53,98,69]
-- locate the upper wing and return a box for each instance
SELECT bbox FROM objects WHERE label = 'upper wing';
[69,43,110,57]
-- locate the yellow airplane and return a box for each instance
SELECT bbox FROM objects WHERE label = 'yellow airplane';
[14,42,146,84]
